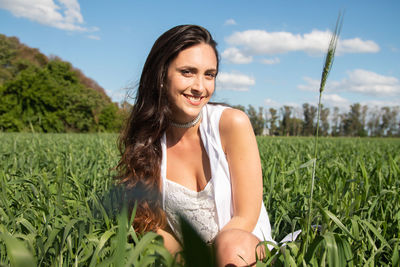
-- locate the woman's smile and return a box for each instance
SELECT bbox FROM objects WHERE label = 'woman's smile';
[183,94,205,106]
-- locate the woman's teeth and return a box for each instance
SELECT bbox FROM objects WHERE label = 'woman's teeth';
[185,95,202,102]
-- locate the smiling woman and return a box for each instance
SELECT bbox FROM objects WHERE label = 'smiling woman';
[116,25,275,266]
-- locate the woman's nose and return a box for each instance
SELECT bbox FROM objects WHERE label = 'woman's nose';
[191,75,205,93]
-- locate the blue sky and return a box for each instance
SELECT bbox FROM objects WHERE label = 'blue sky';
[1,0,399,113]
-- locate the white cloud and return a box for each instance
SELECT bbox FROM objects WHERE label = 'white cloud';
[360,100,400,107]
[264,98,280,107]
[322,94,350,108]
[217,71,255,91]
[298,77,321,92]
[283,102,302,109]
[339,38,380,54]
[298,69,400,96]
[343,69,400,95]
[261,57,280,65]
[0,0,97,32]
[263,99,303,109]
[87,35,100,40]
[388,45,398,53]
[224,18,237,26]
[323,93,348,103]
[224,29,379,59]
[222,47,253,64]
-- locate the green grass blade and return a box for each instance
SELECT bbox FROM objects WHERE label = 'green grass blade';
[323,233,339,267]
[319,206,356,240]
[88,228,116,267]
[0,233,36,267]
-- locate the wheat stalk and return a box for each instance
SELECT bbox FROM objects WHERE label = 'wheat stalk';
[306,12,344,246]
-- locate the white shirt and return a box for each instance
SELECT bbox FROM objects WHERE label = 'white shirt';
[161,104,275,245]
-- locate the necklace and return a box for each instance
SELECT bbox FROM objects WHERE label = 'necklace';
[171,112,202,128]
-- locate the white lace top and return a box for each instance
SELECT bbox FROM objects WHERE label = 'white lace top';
[164,178,219,243]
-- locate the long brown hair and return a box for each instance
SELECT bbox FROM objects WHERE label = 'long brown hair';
[116,25,219,233]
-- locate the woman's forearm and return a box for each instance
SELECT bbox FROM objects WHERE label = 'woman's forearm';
[220,215,258,233]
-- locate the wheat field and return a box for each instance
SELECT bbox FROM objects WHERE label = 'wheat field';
[0,133,399,266]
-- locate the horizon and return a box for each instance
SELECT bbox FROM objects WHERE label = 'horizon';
[1,0,399,112]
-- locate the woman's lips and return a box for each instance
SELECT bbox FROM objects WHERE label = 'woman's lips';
[183,94,204,106]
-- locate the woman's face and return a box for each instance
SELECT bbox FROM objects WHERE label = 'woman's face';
[166,43,217,123]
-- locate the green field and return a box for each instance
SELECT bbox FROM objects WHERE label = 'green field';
[1,133,399,266]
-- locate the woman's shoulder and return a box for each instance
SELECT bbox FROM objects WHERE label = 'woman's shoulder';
[219,107,254,151]
[205,103,247,124]
[220,107,251,130]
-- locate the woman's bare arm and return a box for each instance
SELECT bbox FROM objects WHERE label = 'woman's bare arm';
[156,227,182,255]
[219,108,263,232]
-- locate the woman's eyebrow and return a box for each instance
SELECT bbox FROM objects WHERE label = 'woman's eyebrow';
[206,68,217,73]
[177,65,196,69]
[177,65,217,71]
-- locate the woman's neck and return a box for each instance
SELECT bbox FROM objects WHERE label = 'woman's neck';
[166,122,201,147]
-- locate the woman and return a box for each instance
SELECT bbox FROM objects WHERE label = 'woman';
[117,25,274,266]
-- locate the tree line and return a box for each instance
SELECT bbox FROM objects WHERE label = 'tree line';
[0,33,128,132]
[234,103,400,137]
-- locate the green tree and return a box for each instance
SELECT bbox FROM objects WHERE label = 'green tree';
[344,103,366,136]
[331,107,340,136]
[268,108,278,136]
[302,103,317,136]
[319,105,330,136]
[0,34,48,84]
[246,105,265,135]
[0,33,124,133]
[99,103,124,132]
[232,104,245,112]
[361,105,368,134]
[367,107,381,136]
[289,117,303,136]
[380,106,398,136]
[0,59,122,132]
[280,105,292,136]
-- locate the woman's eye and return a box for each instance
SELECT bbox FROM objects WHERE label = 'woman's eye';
[206,73,216,79]
[181,69,192,76]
